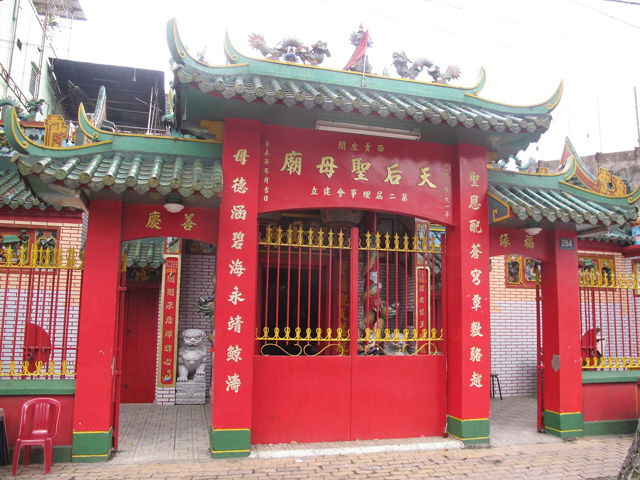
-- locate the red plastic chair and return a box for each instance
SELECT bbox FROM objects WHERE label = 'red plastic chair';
[11,398,61,475]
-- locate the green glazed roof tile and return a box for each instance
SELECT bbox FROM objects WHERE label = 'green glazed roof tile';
[581,229,634,245]
[3,106,223,202]
[122,237,166,268]
[0,168,44,210]
[17,152,222,199]
[488,183,638,227]
[175,67,552,135]
[166,20,560,140]
[0,167,74,211]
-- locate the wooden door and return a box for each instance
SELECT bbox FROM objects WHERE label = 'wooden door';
[120,286,159,403]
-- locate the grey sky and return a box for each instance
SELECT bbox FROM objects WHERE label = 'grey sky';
[68,0,640,161]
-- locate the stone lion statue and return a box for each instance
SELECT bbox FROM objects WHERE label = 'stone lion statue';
[177,329,207,382]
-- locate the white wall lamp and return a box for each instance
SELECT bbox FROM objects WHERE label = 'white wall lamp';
[524,222,542,236]
[316,120,421,141]
[164,193,185,213]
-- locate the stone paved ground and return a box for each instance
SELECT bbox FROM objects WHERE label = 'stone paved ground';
[2,434,632,479]
[111,404,210,464]
[2,397,633,479]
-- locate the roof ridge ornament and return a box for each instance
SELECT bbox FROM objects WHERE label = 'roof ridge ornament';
[391,51,461,84]
[248,33,331,66]
[0,98,45,121]
[560,137,633,199]
[344,24,373,73]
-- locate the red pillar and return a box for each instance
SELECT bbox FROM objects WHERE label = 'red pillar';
[210,118,261,458]
[540,230,583,437]
[446,144,491,444]
[72,200,123,462]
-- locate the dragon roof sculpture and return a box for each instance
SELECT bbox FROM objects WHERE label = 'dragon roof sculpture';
[248,34,330,66]
[392,51,461,84]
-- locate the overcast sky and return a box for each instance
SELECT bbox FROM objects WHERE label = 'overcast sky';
[63,0,640,162]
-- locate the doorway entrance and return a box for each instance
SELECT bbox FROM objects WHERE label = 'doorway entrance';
[489,254,545,437]
[251,216,447,443]
[120,285,159,404]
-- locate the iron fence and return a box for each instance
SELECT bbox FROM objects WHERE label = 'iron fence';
[255,224,445,357]
[579,271,640,370]
[0,246,83,378]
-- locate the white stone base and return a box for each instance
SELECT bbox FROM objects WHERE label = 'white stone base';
[175,376,206,405]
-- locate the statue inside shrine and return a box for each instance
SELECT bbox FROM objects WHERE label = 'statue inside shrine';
[358,248,401,355]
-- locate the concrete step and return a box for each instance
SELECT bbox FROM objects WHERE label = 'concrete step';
[250,436,462,459]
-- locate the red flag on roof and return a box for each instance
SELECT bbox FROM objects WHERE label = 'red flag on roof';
[344,30,369,71]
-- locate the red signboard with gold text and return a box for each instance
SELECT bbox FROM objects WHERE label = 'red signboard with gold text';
[259,125,454,224]
[157,256,181,387]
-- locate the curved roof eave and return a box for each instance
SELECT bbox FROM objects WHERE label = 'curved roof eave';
[488,158,640,210]
[166,18,561,116]
[3,106,220,159]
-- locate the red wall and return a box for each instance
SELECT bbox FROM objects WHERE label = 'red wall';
[2,396,75,446]
[583,383,639,422]
[251,355,446,444]
[351,355,446,439]
[251,356,351,444]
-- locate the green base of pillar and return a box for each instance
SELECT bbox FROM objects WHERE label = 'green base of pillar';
[209,426,251,458]
[71,428,113,463]
[9,445,72,464]
[543,411,584,438]
[447,416,490,445]
[584,419,638,436]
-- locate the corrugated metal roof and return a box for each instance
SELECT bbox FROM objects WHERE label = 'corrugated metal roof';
[32,0,87,21]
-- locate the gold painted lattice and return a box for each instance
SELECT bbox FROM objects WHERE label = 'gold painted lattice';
[579,270,637,289]
[258,225,350,250]
[359,231,442,254]
[358,327,444,356]
[582,357,640,370]
[0,361,76,376]
[0,246,84,270]
[255,326,349,356]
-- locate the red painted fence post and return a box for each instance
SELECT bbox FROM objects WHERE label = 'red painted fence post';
[540,230,584,437]
[210,118,261,458]
[446,144,491,445]
[71,200,124,462]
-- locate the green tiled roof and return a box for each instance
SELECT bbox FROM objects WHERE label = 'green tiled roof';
[581,229,634,245]
[0,165,74,211]
[122,237,166,268]
[175,67,552,135]
[0,167,45,210]
[488,183,637,226]
[167,20,562,158]
[4,106,223,203]
[488,139,640,231]
[17,151,222,198]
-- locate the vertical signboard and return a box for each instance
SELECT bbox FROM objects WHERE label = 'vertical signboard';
[157,256,181,387]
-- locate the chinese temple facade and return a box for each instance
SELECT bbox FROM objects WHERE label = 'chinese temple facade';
[1,18,640,463]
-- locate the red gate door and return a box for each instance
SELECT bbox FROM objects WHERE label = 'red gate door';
[536,276,544,431]
[120,285,159,403]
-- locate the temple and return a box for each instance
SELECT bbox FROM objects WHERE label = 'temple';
[1,18,639,463]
